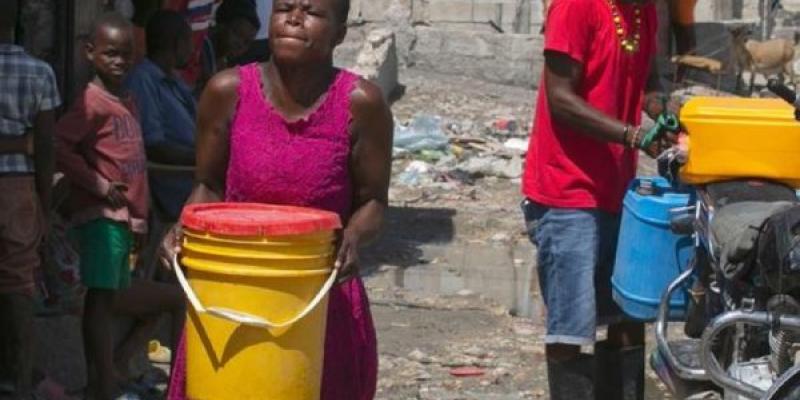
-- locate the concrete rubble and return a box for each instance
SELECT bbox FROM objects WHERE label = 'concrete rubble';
[353,29,401,100]
[336,0,544,88]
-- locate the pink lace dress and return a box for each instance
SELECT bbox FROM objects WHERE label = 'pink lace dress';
[167,64,378,400]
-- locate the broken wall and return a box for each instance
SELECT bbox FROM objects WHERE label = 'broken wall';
[338,0,544,88]
[340,0,800,88]
[349,0,544,33]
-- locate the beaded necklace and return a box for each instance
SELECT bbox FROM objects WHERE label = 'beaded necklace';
[608,0,642,54]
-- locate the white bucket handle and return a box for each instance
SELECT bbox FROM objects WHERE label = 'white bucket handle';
[172,254,338,329]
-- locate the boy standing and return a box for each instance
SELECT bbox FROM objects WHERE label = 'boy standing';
[0,0,61,397]
[55,14,148,400]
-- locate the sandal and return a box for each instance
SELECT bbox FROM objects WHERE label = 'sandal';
[147,340,171,364]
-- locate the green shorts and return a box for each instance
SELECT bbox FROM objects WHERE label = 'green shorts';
[75,218,132,290]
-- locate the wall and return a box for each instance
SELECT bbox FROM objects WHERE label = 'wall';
[694,0,800,21]
[336,23,542,88]
[339,0,543,88]
[349,0,543,33]
[412,27,542,86]
[340,0,800,88]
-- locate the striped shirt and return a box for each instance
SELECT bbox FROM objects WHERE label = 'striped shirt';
[0,44,61,173]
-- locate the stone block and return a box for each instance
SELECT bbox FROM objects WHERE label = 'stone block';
[412,0,431,23]
[411,27,540,87]
[352,0,397,21]
[442,30,494,58]
[353,29,401,100]
[426,1,479,22]
[503,33,539,62]
[413,26,446,57]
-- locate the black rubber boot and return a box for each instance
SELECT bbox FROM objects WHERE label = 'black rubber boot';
[547,354,595,400]
[595,342,645,400]
[0,294,34,400]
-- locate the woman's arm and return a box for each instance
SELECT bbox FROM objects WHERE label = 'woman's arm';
[336,79,393,281]
[188,69,240,204]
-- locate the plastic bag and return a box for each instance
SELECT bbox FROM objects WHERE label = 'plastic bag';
[393,115,449,154]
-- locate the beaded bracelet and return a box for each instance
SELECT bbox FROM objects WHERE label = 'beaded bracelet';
[630,126,643,149]
[622,125,631,147]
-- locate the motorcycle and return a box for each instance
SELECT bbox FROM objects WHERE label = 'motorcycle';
[652,80,800,400]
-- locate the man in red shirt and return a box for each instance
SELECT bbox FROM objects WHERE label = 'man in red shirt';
[522,0,675,398]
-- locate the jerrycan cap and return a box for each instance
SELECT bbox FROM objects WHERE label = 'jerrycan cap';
[181,203,342,237]
[637,179,656,196]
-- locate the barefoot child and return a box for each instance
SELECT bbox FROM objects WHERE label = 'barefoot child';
[55,14,148,400]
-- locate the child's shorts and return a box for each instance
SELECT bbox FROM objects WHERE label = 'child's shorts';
[75,218,132,290]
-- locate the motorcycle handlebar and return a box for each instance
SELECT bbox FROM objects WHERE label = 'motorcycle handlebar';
[767,79,800,121]
[768,79,799,107]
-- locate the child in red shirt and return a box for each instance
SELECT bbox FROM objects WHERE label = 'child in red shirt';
[55,14,148,400]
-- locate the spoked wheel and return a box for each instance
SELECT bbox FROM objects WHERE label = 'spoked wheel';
[764,364,800,400]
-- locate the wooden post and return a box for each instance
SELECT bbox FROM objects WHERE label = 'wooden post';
[713,0,739,20]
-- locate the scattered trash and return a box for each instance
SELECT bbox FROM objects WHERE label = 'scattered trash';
[406,160,432,174]
[490,233,510,242]
[393,115,449,154]
[416,149,448,163]
[503,138,529,153]
[449,366,487,378]
[491,117,519,135]
[456,156,523,180]
[440,169,476,186]
[396,160,435,186]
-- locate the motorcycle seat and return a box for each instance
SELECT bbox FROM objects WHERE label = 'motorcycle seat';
[712,201,796,279]
[704,180,797,209]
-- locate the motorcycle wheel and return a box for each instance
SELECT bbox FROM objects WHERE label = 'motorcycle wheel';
[764,363,800,400]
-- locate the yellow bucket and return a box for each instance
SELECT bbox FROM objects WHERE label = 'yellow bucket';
[175,203,342,400]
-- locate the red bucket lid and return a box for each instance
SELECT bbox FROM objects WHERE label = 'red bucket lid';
[181,203,342,237]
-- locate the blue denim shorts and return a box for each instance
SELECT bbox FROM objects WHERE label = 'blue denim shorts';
[522,199,625,345]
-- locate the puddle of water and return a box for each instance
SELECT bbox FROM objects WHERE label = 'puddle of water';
[387,242,545,319]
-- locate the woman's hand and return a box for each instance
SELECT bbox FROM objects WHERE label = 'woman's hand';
[334,229,360,284]
[159,224,183,271]
[332,79,393,284]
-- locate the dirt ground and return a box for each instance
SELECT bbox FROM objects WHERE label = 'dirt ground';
[360,69,670,399]
[34,68,674,400]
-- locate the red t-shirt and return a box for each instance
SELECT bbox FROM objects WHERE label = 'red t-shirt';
[55,83,150,234]
[523,0,658,213]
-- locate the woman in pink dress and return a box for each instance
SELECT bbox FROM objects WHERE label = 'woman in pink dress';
[163,0,393,398]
